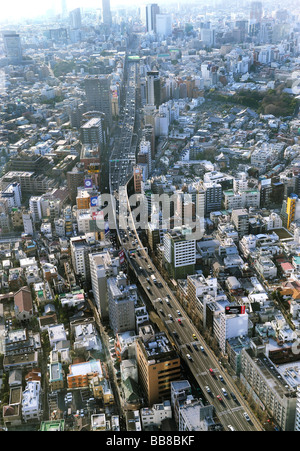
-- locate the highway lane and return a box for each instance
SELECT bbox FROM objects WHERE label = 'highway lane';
[108,58,262,432]
[117,215,263,432]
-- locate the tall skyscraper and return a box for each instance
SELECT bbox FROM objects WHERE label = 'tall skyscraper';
[70,8,82,29]
[144,3,160,33]
[156,14,172,37]
[107,273,137,334]
[249,1,263,37]
[2,31,22,63]
[84,75,112,128]
[89,251,120,319]
[61,0,68,18]
[146,71,161,107]
[80,116,107,147]
[102,0,112,27]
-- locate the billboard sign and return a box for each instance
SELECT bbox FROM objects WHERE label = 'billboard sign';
[225,305,246,315]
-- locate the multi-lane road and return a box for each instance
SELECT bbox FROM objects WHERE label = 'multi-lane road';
[116,206,263,432]
[108,57,263,431]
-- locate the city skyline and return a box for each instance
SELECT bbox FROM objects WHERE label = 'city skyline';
[0,0,174,22]
[0,0,299,434]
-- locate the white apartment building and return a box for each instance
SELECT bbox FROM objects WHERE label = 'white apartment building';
[178,401,215,431]
[214,311,249,354]
[164,230,196,278]
[22,381,42,423]
[29,196,43,223]
[223,189,260,210]
[138,139,152,173]
[22,213,34,235]
[70,236,91,279]
[48,324,67,349]
[231,209,249,238]
[140,401,172,429]
[77,212,92,234]
[54,218,65,237]
[239,235,257,258]
[254,256,277,280]
[155,14,172,37]
[264,212,283,230]
[2,182,22,209]
[89,251,120,319]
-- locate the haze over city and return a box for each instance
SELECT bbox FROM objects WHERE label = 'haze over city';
[0,0,299,435]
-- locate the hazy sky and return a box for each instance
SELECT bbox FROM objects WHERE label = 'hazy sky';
[0,0,149,21]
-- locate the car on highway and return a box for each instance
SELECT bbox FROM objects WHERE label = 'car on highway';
[205,386,211,394]
[192,334,197,340]
[200,346,205,353]
[168,314,173,321]
[230,392,240,405]
[177,310,181,316]
[219,375,225,383]
[165,298,170,305]
[186,354,192,361]
[216,395,223,402]
[221,388,228,397]
[192,343,198,351]
[159,309,165,317]
[209,368,215,376]
[243,412,251,422]
[158,298,163,304]
[178,318,183,325]
[228,425,235,431]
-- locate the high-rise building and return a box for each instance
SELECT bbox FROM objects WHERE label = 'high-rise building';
[70,8,82,29]
[249,1,263,37]
[136,329,181,405]
[67,165,85,205]
[241,338,297,431]
[163,230,196,280]
[22,212,34,236]
[80,116,107,147]
[231,209,249,238]
[102,0,112,27]
[84,76,112,127]
[2,31,22,63]
[144,3,160,33]
[155,14,172,37]
[137,140,152,174]
[61,0,68,18]
[143,124,155,159]
[107,273,137,334]
[29,196,43,223]
[214,311,249,354]
[203,182,222,215]
[133,166,144,194]
[146,71,161,108]
[70,236,93,279]
[281,194,300,230]
[89,251,120,319]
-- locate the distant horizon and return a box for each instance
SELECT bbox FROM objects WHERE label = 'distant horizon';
[0,0,187,23]
[0,0,293,25]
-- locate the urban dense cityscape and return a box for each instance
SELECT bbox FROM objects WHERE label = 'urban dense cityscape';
[0,0,299,434]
